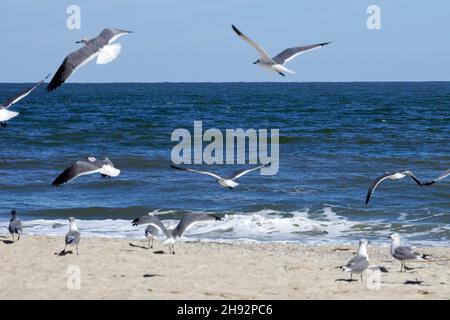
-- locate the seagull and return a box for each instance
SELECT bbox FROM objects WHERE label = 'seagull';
[63,217,81,255]
[365,171,423,205]
[51,156,121,187]
[170,163,269,189]
[340,239,370,281]
[144,225,159,249]
[47,28,132,91]
[423,169,449,186]
[8,210,23,241]
[390,233,429,272]
[0,74,50,126]
[131,213,221,254]
[231,24,330,77]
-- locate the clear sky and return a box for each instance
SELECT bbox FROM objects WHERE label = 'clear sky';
[1,0,450,82]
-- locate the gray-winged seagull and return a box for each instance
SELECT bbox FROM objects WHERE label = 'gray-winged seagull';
[390,233,429,272]
[340,239,370,281]
[63,217,81,255]
[0,74,50,126]
[47,28,132,91]
[170,163,269,189]
[365,171,423,205]
[52,157,120,187]
[423,168,449,186]
[231,24,330,76]
[132,213,221,254]
[8,210,23,241]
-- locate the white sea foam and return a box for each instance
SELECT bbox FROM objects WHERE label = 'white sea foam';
[0,207,448,246]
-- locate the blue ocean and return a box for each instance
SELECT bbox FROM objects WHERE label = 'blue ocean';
[0,83,449,245]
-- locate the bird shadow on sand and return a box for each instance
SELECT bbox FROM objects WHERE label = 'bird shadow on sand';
[55,250,74,256]
[335,278,359,283]
[153,250,167,255]
[143,274,162,278]
[2,240,14,244]
[128,242,150,250]
[404,279,427,285]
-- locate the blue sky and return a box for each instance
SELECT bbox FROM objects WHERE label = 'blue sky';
[1,0,450,82]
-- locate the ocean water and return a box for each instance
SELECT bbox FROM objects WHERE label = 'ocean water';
[0,82,449,245]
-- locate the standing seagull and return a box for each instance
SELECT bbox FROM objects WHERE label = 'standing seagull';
[365,171,423,205]
[423,169,449,186]
[52,157,121,187]
[340,239,370,281]
[390,233,428,272]
[231,24,330,76]
[131,213,221,254]
[8,210,23,241]
[47,28,132,91]
[63,217,81,255]
[170,163,269,189]
[0,74,50,126]
[144,225,159,249]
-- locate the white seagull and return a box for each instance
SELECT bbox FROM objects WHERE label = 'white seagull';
[52,157,120,187]
[231,24,330,76]
[423,168,449,186]
[340,239,370,281]
[390,233,429,272]
[47,28,132,91]
[0,74,50,126]
[132,213,221,254]
[170,163,269,189]
[63,217,81,255]
[365,171,423,205]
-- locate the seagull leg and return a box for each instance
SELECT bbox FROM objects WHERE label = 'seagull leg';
[172,245,175,255]
[151,238,154,249]
[76,245,79,255]
[17,233,20,241]
[360,274,363,282]
[63,244,67,253]
[350,273,352,280]
[147,238,151,249]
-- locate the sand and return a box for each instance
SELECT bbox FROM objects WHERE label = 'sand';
[0,235,449,299]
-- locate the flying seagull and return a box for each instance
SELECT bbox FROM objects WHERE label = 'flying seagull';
[0,74,50,126]
[231,24,330,77]
[423,168,449,186]
[131,213,221,254]
[52,157,121,187]
[47,28,132,91]
[63,217,81,255]
[170,163,269,189]
[390,233,429,272]
[365,171,423,205]
[340,239,370,281]
[8,209,23,241]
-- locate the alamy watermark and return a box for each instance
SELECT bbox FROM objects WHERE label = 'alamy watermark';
[367,5,381,30]
[66,264,81,290]
[66,5,81,30]
[171,121,279,175]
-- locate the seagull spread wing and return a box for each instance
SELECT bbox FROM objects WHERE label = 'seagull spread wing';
[272,42,330,65]
[171,213,221,238]
[365,172,396,205]
[52,160,102,187]
[402,171,423,186]
[232,25,273,63]
[424,168,450,185]
[230,163,269,180]
[170,165,223,180]
[1,74,50,109]
[131,214,172,239]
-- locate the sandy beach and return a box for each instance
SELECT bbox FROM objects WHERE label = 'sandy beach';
[0,235,449,300]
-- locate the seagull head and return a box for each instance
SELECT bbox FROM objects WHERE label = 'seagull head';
[68,217,76,223]
[253,59,260,65]
[390,233,400,243]
[75,38,88,45]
